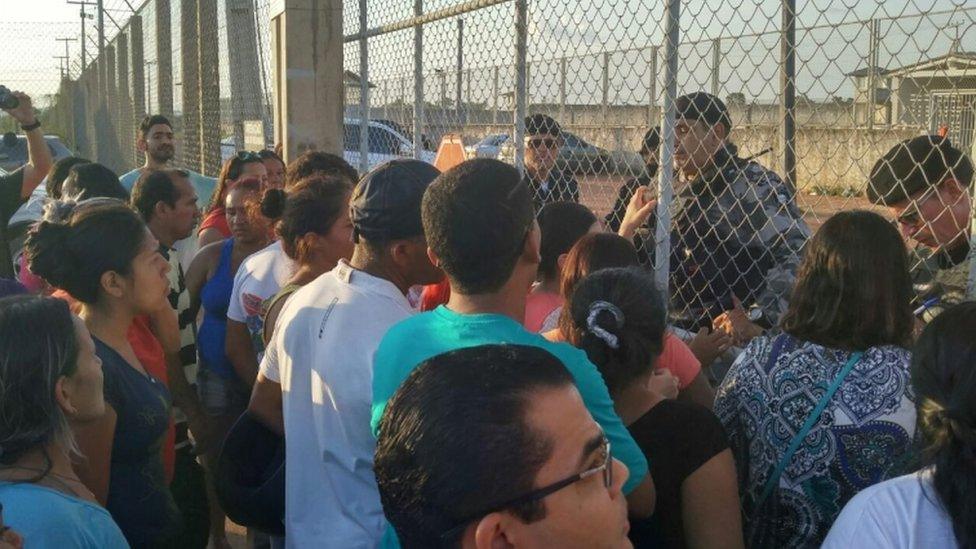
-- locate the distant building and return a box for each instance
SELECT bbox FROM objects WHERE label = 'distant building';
[850,46,976,149]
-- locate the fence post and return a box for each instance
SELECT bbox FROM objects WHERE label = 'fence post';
[711,38,721,97]
[602,51,610,123]
[648,45,658,127]
[456,18,464,125]
[271,0,345,161]
[199,0,222,176]
[969,128,976,299]
[656,0,680,297]
[492,65,499,127]
[514,0,528,174]
[560,57,567,123]
[867,18,879,131]
[156,0,173,118]
[104,44,119,169]
[131,16,146,144]
[358,0,370,174]
[181,0,201,170]
[413,0,424,159]
[780,0,797,194]
[117,32,134,169]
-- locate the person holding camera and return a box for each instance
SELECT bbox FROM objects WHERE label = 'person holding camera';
[0,90,53,278]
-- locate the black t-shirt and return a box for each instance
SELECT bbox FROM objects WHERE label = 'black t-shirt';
[627,399,730,549]
[0,168,26,278]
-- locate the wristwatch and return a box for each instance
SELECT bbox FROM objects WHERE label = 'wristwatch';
[20,119,41,131]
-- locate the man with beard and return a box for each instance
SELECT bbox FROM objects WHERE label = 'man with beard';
[120,115,217,211]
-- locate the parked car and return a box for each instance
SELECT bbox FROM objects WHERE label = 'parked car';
[0,134,73,173]
[496,130,617,175]
[465,134,509,159]
[343,119,435,173]
[372,119,435,151]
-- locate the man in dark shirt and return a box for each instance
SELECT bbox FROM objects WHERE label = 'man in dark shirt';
[606,126,661,266]
[522,113,580,212]
[1,91,53,278]
[867,135,974,321]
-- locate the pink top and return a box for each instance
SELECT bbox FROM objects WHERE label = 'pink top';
[543,329,702,390]
[524,291,564,332]
[658,332,701,389]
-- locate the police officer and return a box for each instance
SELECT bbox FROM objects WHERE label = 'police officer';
[522,113,580,213]
[668,92,811,342]
[868,135,973,321]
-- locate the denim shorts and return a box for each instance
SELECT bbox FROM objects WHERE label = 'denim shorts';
[196,367,251,418]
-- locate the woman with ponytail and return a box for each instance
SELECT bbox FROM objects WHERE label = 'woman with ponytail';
[563,267,743,549]
[825,301,976,548]
[23,199,180,546]
[260,174,354,342]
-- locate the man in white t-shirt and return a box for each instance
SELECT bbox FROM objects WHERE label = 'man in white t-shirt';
[249,159,444,548]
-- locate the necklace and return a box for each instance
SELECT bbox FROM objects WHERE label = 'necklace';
[0,466,90,500]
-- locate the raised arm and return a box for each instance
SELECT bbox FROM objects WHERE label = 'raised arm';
[2,92,53,199]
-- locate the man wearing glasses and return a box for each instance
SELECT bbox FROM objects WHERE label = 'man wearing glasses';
[867,135,973,321]
[522,114,580,213]
[375,344,632,549]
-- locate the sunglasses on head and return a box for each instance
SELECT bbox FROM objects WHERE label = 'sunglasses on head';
[236,150,261,162]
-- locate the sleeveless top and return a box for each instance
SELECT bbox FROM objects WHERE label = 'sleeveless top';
[197,239,236,378]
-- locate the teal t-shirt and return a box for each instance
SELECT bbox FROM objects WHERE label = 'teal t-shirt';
[0,482,129,549]
[371,305,649,494]
[119,168,217,211]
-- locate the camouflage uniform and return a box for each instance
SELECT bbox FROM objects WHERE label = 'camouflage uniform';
[664,147,811,330]
[909,240,972,322]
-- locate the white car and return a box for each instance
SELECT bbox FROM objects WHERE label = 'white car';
[465,134,509,159]
[344,119,434,173]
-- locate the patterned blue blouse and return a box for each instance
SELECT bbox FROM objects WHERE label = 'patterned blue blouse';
[714,334,917,548]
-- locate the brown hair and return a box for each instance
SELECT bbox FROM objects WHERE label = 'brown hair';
[780,210,913,350]
[556,233,639,336]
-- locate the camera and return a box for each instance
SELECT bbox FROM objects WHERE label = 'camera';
[0,86,19,111]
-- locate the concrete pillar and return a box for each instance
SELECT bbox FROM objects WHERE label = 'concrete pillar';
[131,16,146,129]
[156,0,174,117]
[117,32,135,169]
[226,0,264,149]
[181,0,202,170]
[272,0,344,162]
[199,0,222,176]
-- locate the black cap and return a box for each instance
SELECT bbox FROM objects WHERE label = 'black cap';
[350,159,441,243]
[640,126,661,154]
[868,135,974,206]
[675,92,732,132]
[525,113,562,137]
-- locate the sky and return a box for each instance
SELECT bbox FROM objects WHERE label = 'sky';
[3,0,975,111]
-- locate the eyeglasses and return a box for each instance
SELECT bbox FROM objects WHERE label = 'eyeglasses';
[236,150,261,162]
[896,184,941,227]
[526,137,560,150]
[439,437,613,541]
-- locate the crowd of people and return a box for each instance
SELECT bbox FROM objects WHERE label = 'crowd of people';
[0,85,973,549]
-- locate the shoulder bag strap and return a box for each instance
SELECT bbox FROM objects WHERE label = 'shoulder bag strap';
[755,349,865,507]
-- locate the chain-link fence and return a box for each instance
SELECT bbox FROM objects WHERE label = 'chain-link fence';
[20,0,277,180]
[344,0,976,325]
[8,0,975,325]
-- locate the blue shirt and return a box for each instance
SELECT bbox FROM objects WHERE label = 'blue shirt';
[371,306,649,494]
[119,168,217,211]
[0,482,129,548]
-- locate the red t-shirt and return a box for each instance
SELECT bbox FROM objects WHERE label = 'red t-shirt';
[524,291,564,333]
[51,290,176,483]
[199,208,231,238]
